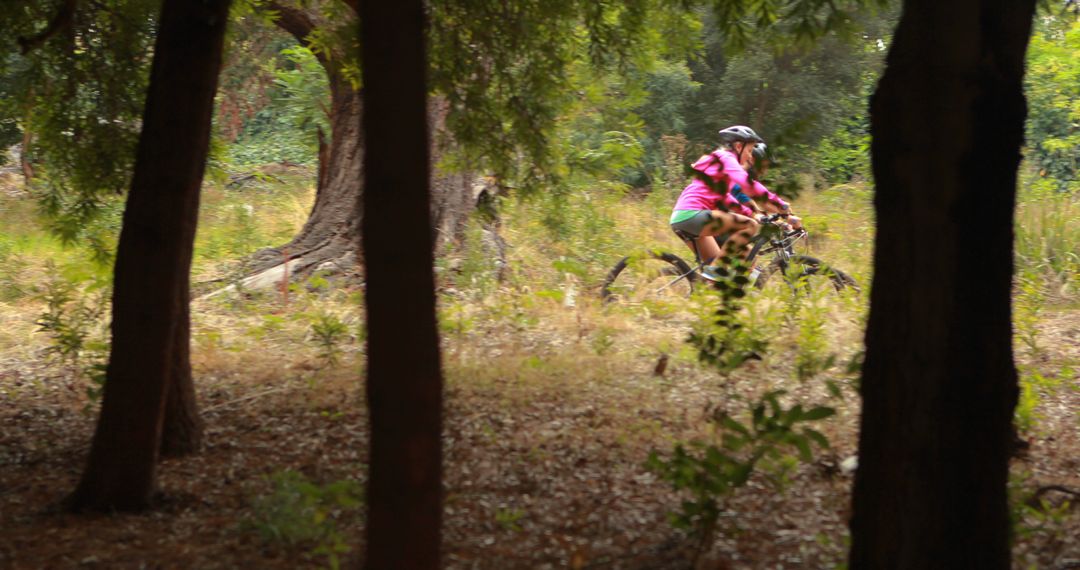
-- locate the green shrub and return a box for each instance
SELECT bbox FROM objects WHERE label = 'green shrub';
[249,470,363,570]
[308,310,350,368]
[647,390,834,560]
[33,263,110,402]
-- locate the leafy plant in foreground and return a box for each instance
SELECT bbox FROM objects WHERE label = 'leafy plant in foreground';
[34,263,110,403]
[650,261,838,563]
[687,260,767,374]
[794,297,837,381]
[249,470,363,570]
[308,310,349,368]
[647,391,834,561]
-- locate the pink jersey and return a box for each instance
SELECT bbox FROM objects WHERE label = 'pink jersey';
[673,148,754,217]
[746,180,789,211]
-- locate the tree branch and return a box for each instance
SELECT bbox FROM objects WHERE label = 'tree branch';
[17,0,79,55]
[265,1,316,46]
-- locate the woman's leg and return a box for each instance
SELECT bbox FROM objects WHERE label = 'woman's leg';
[698,211,758,261]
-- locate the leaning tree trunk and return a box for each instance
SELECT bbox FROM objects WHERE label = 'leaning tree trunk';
[361,0,443,566]
[848,0,1036,567]
[260,70,363,272]
[67,0,229,511]
[245,3,483,284]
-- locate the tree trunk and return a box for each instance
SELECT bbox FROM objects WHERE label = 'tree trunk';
[20,128,34,181]
[361,0,443,567]
[848,0,1036,567]
[67,0,229,512]
[261,71,364,272]
[160,288,203,457]
[428,98,482,251]
[247,3,481,282]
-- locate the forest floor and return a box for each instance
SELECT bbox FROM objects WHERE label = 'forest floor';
[1,287,1078,569]
[2,173,1079,568]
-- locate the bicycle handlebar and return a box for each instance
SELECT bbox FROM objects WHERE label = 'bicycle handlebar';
[757,213,790,224]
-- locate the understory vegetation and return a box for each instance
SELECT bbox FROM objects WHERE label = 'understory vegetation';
[2,156,1078,566]
[2,4,1078,569]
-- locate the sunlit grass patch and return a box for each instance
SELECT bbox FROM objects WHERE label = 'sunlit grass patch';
[193,175,315,281]
[1015,180,1080,302]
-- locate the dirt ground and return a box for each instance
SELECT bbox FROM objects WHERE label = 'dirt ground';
[1,297,1078,569]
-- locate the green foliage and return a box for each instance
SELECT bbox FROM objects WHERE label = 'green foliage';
[33,180,125,265]
[647,5,894,193]
[494,507,526,532]
[197,202,265,261]
[274,46,331,134]
[1024,16,1080,193]
[795,299,837,381]
[1014,366,1067,436]
[1015,177,1080,293]
[687,261,768,374]
[308,310,349,367]
[813,113,871,185]
[708,0,885,51]
[2,0,158,245]
[430,0,680,192]
[629,61,701,187]
[225,42,329,168]
[249,470,363,570]
[1009,470,1077,545]
[646,390,834,550]
[1014,271,1045,356]
[0,237,28,301]
[590,326,617,355]
[33,262,110,401]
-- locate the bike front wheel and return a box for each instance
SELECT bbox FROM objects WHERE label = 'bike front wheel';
[754,255,859,295]
[601,251,696,305]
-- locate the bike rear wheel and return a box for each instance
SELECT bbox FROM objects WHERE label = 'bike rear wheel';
[754,255,858,295]
[601,251,696,305]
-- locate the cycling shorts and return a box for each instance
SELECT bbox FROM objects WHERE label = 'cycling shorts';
[669,210,713,237]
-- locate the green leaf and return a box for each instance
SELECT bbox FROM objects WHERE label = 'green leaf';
[825,380,843,399]
[803,428,830,449]
[802,406,836,421]
[790,434,813,462]
[720,414,752,437]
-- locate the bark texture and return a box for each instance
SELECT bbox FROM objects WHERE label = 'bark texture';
[256,3,363,275]
[67,0,229,511]
[361,0,443,567]
[249,2,481,281]
[849,0,1036,567]
[160,291,203,457]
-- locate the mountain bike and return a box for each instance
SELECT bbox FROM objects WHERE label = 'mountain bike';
[600,213,858,304]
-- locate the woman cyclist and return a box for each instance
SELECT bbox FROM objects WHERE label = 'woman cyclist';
[735,143,802,229]
[670,125,789,277]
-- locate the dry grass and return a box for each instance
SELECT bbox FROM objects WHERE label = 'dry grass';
[1,177,1078,568]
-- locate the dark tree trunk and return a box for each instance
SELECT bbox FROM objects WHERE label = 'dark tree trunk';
[160,289,203,457]
[361,0,443,567]
[67,0,229,512]
[849,0,1036,567]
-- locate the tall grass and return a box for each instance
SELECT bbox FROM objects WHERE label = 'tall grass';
[1015,178,1080,300]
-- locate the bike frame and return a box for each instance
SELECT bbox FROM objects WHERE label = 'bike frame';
[653,215,807,295]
